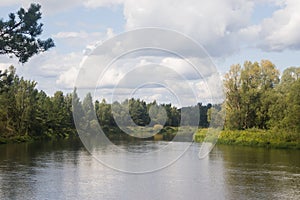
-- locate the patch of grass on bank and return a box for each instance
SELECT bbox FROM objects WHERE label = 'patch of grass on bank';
[0,132,76,145]
[0,135,33,144]
[194,128,300,149]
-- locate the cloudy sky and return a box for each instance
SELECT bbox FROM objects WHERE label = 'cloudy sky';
[0,0,300,106]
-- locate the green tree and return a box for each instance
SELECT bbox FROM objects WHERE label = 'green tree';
[129,98,149,126]
[0,3,54,63]
[96,99,114,128]
[0,66,39,137]
[281,67,300,84]
[284,78,300,132]
[13,77,38,136]
[224,60,280,130]
[82,93,97,131]
[0,66,16,137]
[224,64,243,129]
[268,67,300,132]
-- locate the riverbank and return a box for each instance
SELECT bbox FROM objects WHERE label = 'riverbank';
[0,133,74,144]
[194,128,300,149]
[2,127,300,150]
[0,135,33,144]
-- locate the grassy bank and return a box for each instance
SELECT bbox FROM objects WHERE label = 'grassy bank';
[0,135,35,144]
[0,132,75,145]
[3,127,300,149]
[194,128,300,149]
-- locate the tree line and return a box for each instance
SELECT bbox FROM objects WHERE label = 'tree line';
[0,61,299,142]
[0,66,74,141]
[0,66,213,142]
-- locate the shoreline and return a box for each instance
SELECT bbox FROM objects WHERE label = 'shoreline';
[194,128,300,149]
[2,127,300,150]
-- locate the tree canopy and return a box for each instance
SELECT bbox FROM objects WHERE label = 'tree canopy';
[224,60,300,133]
[0,3,54,63]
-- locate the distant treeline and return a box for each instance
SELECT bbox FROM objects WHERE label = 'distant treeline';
[0,66,213,142]
[92,98,212,128]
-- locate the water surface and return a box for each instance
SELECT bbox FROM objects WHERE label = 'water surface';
[0,140,299,200]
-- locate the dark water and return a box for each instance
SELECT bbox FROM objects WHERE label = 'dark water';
[0,139,299,200]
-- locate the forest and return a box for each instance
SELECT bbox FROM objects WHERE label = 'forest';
[0,60,299,146]
[0,66,212,142]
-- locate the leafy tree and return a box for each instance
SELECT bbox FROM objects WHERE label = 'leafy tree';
[128,98,150,126]
[224,60,280,130]
[13,77,38,136]
[224,64,243,129]
[269,67,300,132]
[0,66,16,136]
[0,3,54,63]
[82,92,97,131]
[33,90,52,136]
[281,67,300,84]
[284,78,300,132]
[96,99,114,128]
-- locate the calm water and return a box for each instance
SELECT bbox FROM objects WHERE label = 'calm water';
[0,139,299,200]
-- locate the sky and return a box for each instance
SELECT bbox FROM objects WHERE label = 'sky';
[0,0,300,106]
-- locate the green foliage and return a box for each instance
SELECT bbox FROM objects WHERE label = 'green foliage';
[221,61,300,148]
[224,60,280,130]
[194,129,300,149]
[0,66,76,143]
[1,58,299,148]
[0,3,54,63]
[266,67,300,132]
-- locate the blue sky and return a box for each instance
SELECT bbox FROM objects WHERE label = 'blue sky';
[1,0,300,105]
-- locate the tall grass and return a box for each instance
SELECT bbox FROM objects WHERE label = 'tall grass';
[194,128,300,149]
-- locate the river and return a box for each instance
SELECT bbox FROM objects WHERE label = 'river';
[0,139,299,200]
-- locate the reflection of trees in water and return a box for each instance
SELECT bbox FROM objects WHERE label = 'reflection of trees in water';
[220,145,300,199]
[0,139,83,199]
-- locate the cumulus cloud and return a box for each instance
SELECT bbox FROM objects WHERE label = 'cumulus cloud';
[52,31,104,52]
[235,0,300,51]
[121,0,300,54]
[53,28,117,89]
[56,66,79,88]
[123,0,255,56]
[258,0,300,51]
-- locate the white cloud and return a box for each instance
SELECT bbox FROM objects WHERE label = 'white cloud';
[235,0,300,51]
[56,67,79,88]
[52,31,104,53]
[121,0,300,54]
[0,59,19,71]
[23,51,81,77]
[258,0,300,51]
[123,0,255,56]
